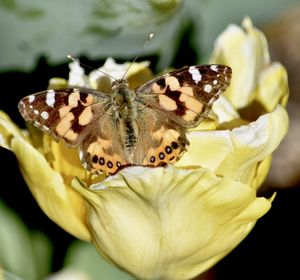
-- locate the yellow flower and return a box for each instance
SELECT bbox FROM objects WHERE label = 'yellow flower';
[0,18,289,279]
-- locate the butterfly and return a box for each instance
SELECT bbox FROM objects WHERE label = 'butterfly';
[18,64,232,175]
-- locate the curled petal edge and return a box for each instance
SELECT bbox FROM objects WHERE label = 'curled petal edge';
[10,136,91,241]
[178,105,288,185]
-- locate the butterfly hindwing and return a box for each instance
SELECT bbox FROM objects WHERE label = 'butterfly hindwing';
[135,64,232,128]
[133,106,188,166]
[79,112,131,175]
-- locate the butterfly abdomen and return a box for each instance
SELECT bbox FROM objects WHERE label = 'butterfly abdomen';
[111,83,140,157]
[119,118,138,155]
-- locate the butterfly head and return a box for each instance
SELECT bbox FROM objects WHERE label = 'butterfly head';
[111,79,129,91]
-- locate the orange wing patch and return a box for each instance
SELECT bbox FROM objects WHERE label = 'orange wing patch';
[53,89,97,144]
[83,137,127,175]
[142,126,187,166]
[151,76,207,124]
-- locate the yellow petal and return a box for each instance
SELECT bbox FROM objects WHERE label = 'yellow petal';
[0,111,28,149]
[48,77,68,89]
[251,155,272,191]
[213,96,240,125]
[217,106,288,184]
[190,97,240,132]
[179,106,288,186]
[254,62,289,112]
[42,134,90,184]
[242,17,270,67]
[10,135,90,241]
[210,18,271,108]
[71,166,271,279]
[126,61,151,78]
[0,111,90,240]
[127,63,153,89]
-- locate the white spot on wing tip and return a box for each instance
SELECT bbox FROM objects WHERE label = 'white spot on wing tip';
[34,109,39,115]
[210,65,219,72]
[204,84,213,93]
[46,90,56,107]
[41,111,49,120]
[188,66,202,84]
[28,95,35,103]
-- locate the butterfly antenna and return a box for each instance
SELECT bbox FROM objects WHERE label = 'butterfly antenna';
[121,33,154,80]
[67,55,117,81]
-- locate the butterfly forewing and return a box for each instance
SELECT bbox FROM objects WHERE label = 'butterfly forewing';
[18,88,108,146]
[136,64,232,128]
[18,87,132,175]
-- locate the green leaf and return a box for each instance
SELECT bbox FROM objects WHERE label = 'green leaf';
[2,0,297,73]
[0,200,52,280]
[0,0,182,72]
[0,0,17,11]
[64,241,133,280]
[0,268,24,280]
[30,231,52,279]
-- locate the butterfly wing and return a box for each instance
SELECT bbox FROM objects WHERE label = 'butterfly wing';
[132,64,231,167]
[135,64,232,128]
[78,113,132,175]
[18,88,130,174]
[18,64,232,175]
[132,106,188,166]
[18,88,105,146]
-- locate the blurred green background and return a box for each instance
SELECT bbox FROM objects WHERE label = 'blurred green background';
[1,0,300,279]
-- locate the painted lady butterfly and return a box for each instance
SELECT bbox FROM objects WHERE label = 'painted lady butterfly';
[18,64,231,175]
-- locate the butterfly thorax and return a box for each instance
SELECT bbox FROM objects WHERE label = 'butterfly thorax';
[111,79,139,156]
[111,79,136,111]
